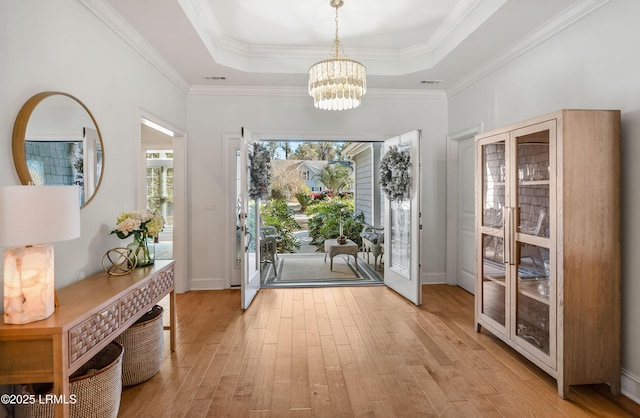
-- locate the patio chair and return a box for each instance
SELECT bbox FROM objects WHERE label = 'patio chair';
[360,225,384,270]
[260,226,281,276]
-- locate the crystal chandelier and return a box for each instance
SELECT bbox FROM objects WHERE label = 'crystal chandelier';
[308,0,366,111]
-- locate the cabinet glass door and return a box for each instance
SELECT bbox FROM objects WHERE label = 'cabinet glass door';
[511,122,555,363]
[478,135,507,328]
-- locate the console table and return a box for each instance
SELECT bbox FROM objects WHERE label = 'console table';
[0,260,176,417]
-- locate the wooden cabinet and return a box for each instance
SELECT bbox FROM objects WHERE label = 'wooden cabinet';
[475,110,621,398]
[0,260,176,417]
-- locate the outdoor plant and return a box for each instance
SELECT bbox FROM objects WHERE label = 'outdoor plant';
[306,198,364,247]
[294,192,313,212]
[260,199,300,252]
[316,164,353,194]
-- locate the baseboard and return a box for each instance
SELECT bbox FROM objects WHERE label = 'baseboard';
[189,277,227,290]
[421,272,447,284]
[622,368,640,405]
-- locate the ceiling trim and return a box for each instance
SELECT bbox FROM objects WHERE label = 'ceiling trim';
[80,0,191,94]
[188,85,447,100]
[179,0,508,76]
[447,0,611,97]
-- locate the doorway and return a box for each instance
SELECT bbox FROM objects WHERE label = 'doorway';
[139,114,187,293]
[229,136,386,288]
[446,125,482,294]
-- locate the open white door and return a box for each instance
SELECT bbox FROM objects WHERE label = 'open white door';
[383,130,422,305]
[240,128,260,309]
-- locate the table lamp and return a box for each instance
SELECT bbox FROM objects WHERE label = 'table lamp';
[0,185,80,324]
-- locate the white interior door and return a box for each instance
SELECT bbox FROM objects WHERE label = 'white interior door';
[383,130,422,305]
[457,137,476,293]
[240,128,260,309]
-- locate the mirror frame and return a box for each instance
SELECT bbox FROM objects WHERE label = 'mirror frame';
[12,91,105,208]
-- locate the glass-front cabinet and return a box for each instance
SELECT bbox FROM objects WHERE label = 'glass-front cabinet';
[474,110,621,399]
[476,121,556,368]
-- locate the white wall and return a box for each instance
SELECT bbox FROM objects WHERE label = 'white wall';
[0,0,187,299]
[448,0,640,401]
[186,91,448,288]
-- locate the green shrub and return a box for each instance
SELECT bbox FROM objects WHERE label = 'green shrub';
[261,199,300,252]
[306,198,364,247]
[294,192,313,212]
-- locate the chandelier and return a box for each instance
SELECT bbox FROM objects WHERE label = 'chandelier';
[308,0,366,111]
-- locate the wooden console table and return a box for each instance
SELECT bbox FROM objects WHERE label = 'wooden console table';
[0,260,176,417]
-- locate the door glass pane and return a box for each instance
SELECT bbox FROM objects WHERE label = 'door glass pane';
[390,198,410,276]
[516,133,550,238]
[482,141,505,228]
[516,243,550,354]
[246,199,258,283]
[481,234,505,325]
[245,148,258,283]
[235,149,242,267]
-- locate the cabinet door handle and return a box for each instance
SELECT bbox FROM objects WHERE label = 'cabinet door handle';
[503,207,510,265]
[509,208,518,265]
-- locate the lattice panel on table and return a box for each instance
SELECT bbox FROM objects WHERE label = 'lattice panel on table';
[153,269,174,299]
[68,302,119,365]
[120,284,153,323]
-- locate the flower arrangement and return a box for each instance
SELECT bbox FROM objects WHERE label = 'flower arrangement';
[111,210,165,240]
[379,146,411,200]
[111,210,165,267]
[249,143,272,200]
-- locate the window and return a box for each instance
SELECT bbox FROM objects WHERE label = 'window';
[146,150,174,228]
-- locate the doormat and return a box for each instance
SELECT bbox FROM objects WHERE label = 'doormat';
[265,253,383,285]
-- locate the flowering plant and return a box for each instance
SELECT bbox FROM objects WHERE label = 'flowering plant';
[111,210,165,240]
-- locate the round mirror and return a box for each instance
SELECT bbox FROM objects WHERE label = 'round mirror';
[12,92,105,208]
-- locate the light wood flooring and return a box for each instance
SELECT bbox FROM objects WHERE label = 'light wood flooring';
[118,285,640,417]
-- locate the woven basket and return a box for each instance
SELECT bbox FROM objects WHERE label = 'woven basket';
[15,341,123,418]
[115,305,164,386]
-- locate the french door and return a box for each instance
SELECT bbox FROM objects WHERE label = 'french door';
[383,130,422,305]
[240,128,260,309]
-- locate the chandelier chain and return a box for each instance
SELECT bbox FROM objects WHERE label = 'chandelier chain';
[333,2,344,59]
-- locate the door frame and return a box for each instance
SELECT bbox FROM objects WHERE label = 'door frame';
[137,108,188,293]
[446,124,483,288]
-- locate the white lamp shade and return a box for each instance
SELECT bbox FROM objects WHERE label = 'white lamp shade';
[0,185,81,247]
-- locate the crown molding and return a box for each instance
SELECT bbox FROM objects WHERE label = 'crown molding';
[447,0,611,97]
[188,85,447,101]
[188,85,307,96]
[179,0,504,76]
[79,0,190,94]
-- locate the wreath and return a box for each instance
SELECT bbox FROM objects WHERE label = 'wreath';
[379,146,410,200]
[249,143,272,200]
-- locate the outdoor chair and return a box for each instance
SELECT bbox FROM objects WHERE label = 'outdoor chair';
[360,225,384,270]
[260,226,281,277]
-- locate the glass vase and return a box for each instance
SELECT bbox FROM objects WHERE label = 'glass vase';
[128,234,155,267]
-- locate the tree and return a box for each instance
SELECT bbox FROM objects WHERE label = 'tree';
[266,141,280,159]
[291,143,318,160]
[332,143,347,161]
[271,162,307,201]
[316,163,353,193]
[279,142,293,159]
[316,142,336,160]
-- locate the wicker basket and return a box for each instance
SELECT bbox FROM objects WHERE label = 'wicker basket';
[15,341,124,418]
[115,305,164,386]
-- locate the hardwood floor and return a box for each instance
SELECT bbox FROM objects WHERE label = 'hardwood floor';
[118,285,640,417]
